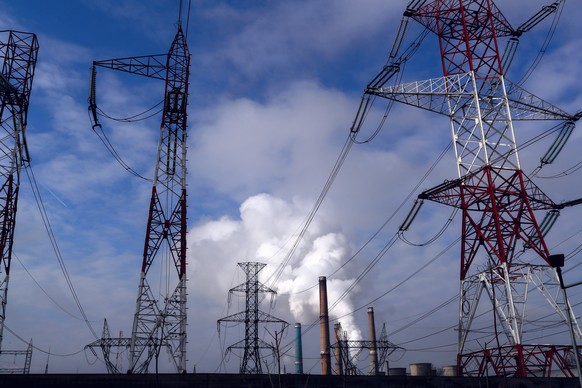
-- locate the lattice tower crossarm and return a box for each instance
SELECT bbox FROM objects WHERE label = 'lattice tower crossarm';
[363,0,581,377]
[88,24,190,374]
[217,262,289,374]
[0,30,38,351]
[366,73,576,177]
[0,340,33,373]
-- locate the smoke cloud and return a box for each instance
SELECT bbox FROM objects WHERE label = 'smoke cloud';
[188,193,363,341]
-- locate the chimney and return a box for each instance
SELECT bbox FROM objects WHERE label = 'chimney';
[319,276,331,375]
[294,323,303,374]
[334,323,343,375]
[368,307,378,375]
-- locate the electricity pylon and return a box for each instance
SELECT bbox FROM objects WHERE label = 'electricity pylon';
[333,322,402,376]
[353,0,582,377]
[0,30,38,351]
[86,21,190,374]
[218,262,288,374]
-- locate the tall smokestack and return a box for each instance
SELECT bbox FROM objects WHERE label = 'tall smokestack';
[319,276,331,375]
[295,323,303,374]
[368,307,378,375]
[334,323,343,375]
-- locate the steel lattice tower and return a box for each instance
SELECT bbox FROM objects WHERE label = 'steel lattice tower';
[333,322,402,376]
[0,30,38,351]
[86,23,190,374]
[357,0,582,377]
[218,262,288,374]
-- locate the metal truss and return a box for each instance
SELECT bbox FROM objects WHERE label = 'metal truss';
[217,262,288,374]
[86,319,165,374]
[93,54,167,81]
[459,344,580,377]
[367,74,573,121]
[333,323,402,376]
[367,73,574,175]
[420,166,555,278]
[367,0,581,377]
[0,340,32,374]
[87,24,190,374]
[0,30,38,352]
[458,263,582,371]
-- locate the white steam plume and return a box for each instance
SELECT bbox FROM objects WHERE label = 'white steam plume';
[188,193,362,341]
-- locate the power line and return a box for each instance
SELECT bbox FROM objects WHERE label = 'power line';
[3,324,85,357]
[266,135,354,288]
[516,0,566,86]
[282,139,453,297]
[13,253,89,322]
[24,164,98,340]
[87,109,153,182]
[333,237,460,322]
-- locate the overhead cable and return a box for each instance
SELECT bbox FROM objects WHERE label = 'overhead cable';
[332,236,460,322]
[265,135,354,288]
[88,117,152,182]
[24,164,98,340]
[13,253,87,322]
[3,324,85,357]
[516,0,566,85]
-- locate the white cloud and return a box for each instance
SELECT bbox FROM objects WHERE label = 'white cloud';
[189,80,355,200]
[188,192,364,363]
[201,0,402,77]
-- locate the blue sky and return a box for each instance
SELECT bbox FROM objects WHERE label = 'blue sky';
[1,0,582,375]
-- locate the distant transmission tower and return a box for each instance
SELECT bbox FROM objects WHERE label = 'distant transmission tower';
[0,340,32,374]
[332,320,402,375]
[86,18,190,373]
[0,30,38,351]
[353,0,582,377]
[218,262,289,374]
